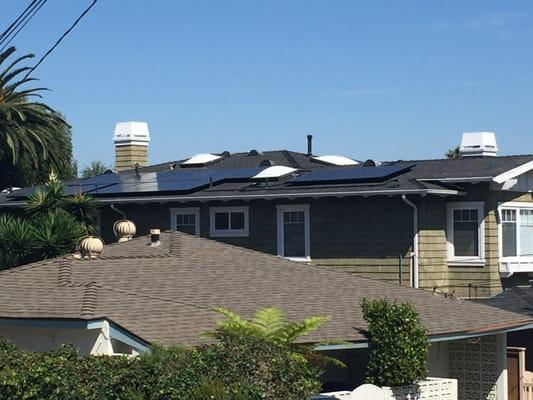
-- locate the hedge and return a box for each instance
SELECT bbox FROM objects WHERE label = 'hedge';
[0,335,322,400]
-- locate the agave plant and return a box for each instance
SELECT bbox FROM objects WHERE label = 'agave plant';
[0,214,34,269]
[0,47,69,167]
[31,210,87,260]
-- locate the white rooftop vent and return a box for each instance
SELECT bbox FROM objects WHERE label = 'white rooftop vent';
[181,153,223,166]
[459,132,498,157]
[113,121,150,147]
[252,166,297,180]
[312,155,359,166]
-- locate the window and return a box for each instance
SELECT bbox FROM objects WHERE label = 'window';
[446,202,485,265]
[209,206,249,237]
[499,203,533,260]
[170,208,199,236]
[277,205,310,261]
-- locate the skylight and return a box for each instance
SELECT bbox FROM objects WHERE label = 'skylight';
[252,166,297,180]
[181,153,223,166]
[311,155,359,166]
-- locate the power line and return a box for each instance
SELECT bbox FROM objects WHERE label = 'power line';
[0,0,48,52]
[24,0,98,79]
[0,0,39,44]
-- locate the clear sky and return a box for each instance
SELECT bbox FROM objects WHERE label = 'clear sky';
[2,1,533,170]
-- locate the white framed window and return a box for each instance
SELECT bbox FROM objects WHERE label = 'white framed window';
[276,204,310,261]
[498,202,533,262]
[170,207,200,236]
[446,202,485,265]
[209,206,249,237]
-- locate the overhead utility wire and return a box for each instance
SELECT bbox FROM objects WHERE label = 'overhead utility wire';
[0,0,39,44]
[24,0,98,79]
[0,0,48,52]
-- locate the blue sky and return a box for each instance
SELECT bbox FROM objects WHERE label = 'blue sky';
[2,1,533,170]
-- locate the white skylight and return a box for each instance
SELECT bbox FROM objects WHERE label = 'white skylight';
[252,166,297,180]
[311,155,359,166]
[182,153,223,166]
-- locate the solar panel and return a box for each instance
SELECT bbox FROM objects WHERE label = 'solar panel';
[289,164,414,185]
[84,167,263,195]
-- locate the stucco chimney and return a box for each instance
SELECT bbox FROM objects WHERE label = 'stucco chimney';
[113,122,150,171]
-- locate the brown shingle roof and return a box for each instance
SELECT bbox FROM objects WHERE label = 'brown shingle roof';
[0,231,531,346]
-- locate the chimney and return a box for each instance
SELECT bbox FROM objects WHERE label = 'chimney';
[150,228,161,246]
[307,134,313,156]
[113,122,150,172]
[459,132,498,157]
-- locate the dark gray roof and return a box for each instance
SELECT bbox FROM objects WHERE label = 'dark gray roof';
[0,231,530,346]
[475,286,533,317]
[1,152,531,206]
[404,154,533,180]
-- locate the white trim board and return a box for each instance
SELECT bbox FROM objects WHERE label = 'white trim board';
[493,160,533,184]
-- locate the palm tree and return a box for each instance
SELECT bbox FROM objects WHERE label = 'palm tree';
[0,47,70,169]
[446,146,461,159]
[81,160,109,178]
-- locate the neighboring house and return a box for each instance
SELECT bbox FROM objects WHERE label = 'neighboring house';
[0,231,531,399]
[1,126,532,298]
[476,285,533,371]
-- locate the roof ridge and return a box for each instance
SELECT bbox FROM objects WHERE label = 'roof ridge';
[57,258,72,286]
[80,282,99,318]
[101,284,212,312]
[0,256,69,277]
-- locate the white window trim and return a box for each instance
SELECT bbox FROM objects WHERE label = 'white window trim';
[276,204,310,262]
[446,201,485,266]
[170,207,200,236]
[209,206,249,237]
[498,201,533,264]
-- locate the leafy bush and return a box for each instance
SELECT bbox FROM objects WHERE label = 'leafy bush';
[361,298,429,387]
[0,307,327,399]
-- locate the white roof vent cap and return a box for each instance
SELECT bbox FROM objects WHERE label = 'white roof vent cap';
[182,153,223,166]
[113,122,150,146]
[459,132,498,157]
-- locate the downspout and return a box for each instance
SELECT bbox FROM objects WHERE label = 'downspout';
[110,203,127,219]
[401,195,419,289]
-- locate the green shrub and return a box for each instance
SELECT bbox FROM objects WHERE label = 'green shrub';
[361,298,429,387]
[0,332,322,399]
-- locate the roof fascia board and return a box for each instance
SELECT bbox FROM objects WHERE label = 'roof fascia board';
[108,322,150,352]
[428,322,533,343]
[93,189,463,204]
[493,160,533,184]
[315,322,533,351]
[0,318,91,330]
[417,177,493,183]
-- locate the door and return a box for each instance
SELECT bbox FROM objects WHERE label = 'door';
[508,348,522,400]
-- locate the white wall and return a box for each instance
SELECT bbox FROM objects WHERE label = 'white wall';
[0,326,100,355]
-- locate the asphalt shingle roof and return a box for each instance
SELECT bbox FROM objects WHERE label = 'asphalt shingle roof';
[0,231,530,346]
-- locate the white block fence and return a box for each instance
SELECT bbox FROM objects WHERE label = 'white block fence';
[318,377,458,400]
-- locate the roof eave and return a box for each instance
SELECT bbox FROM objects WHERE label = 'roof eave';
[493,160,533,184]
[90,189,464,204]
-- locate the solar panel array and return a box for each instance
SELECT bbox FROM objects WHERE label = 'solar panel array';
[6,163,415,199]
[289,164,414,185]
[63,167,263,196]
